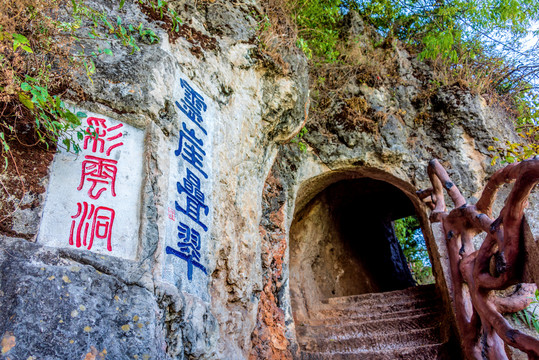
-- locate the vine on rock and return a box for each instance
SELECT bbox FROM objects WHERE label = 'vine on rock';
[0,0,173,170]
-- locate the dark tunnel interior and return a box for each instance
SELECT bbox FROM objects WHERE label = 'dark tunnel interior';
[289,177,427,319]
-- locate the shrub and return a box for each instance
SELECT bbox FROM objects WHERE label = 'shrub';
[0,0,85,166]
[393,216,434,285]
[283,0,539,160]
[0,0,176,169]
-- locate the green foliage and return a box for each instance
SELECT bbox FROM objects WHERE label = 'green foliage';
[139,0,183,33]
[250,11,272,48]
[291,0,343,62]
[257,13,272,34]
[296,37,312,59]
[352,0,539,161]
[512,289,539,334]
[393,216,434,285]
[287,0,539,160]
[0,0,182,169]
[290,126,309,152]
[1,78,86,168]
[20,77,86,152]
[12,33,33,53]
[489,90,539,164]
[70,0,160,56]
[349,0,539,62]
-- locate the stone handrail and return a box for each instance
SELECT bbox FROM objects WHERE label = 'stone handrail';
[418,158,539,359]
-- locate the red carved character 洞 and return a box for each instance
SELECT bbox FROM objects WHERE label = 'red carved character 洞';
[69,202,115,251]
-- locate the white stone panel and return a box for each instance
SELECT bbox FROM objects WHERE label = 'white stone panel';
[38,111,145,260]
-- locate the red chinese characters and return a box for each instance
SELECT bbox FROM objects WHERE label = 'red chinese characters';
[83,117,124,156]
[69,202,115,251]
[69,116,124,252]
[168,207,176,221]
[78,156,118,199]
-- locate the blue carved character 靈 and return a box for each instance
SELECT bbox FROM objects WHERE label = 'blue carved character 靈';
[176,78,207,135]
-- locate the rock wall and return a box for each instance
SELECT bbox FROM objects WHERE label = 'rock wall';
[1,1,307,359]
[0,2,535,360]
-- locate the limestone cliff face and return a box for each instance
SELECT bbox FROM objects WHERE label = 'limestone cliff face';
[0,1,531,360]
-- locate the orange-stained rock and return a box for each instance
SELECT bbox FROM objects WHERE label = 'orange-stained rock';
[249,168,293,360]
[1,332,15,355]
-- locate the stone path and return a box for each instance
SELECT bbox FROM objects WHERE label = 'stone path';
[297,284,451,359]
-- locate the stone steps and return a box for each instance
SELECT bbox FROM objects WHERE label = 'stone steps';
[300,326,442,352]
[321,283,437,306]
[313,297,440,318]
[300,343,448,360]
[297,285,450,359]
[305,306,442,326]
[297,312,442,338]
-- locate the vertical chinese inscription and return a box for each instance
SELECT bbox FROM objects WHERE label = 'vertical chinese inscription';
[38,112,144,260]
[69,117,123,251]
[166,79,211,282]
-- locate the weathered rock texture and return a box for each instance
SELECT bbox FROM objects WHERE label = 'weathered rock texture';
[0,237,165,360]
[0,1,536,360]
[249,165,292,360]
[2,1,308,359]
[265,12,534,357]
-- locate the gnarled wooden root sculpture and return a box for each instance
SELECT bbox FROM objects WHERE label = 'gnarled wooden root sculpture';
[419,158,539,359]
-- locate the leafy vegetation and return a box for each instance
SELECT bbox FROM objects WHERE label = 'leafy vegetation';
[290,126,308,152]
[489,92,539,164]
[0,0,178,169]
[1,0,84,167]
[290,0,343,62]
[512,289,539,334]
[287,0,539,161]
[393,216,434,285]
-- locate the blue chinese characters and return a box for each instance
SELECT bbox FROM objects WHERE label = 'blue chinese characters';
[166,222,206,281]
[166,79,210,281]
[175,168,208,232]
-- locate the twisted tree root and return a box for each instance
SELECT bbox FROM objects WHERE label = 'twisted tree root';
[418,158,539,359]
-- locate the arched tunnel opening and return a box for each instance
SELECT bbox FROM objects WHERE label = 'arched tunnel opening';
[289,176,434,322]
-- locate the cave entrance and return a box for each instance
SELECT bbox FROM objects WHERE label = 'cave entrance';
[289,176,434,321]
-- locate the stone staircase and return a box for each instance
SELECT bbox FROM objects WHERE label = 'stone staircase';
[296,284,452,359]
